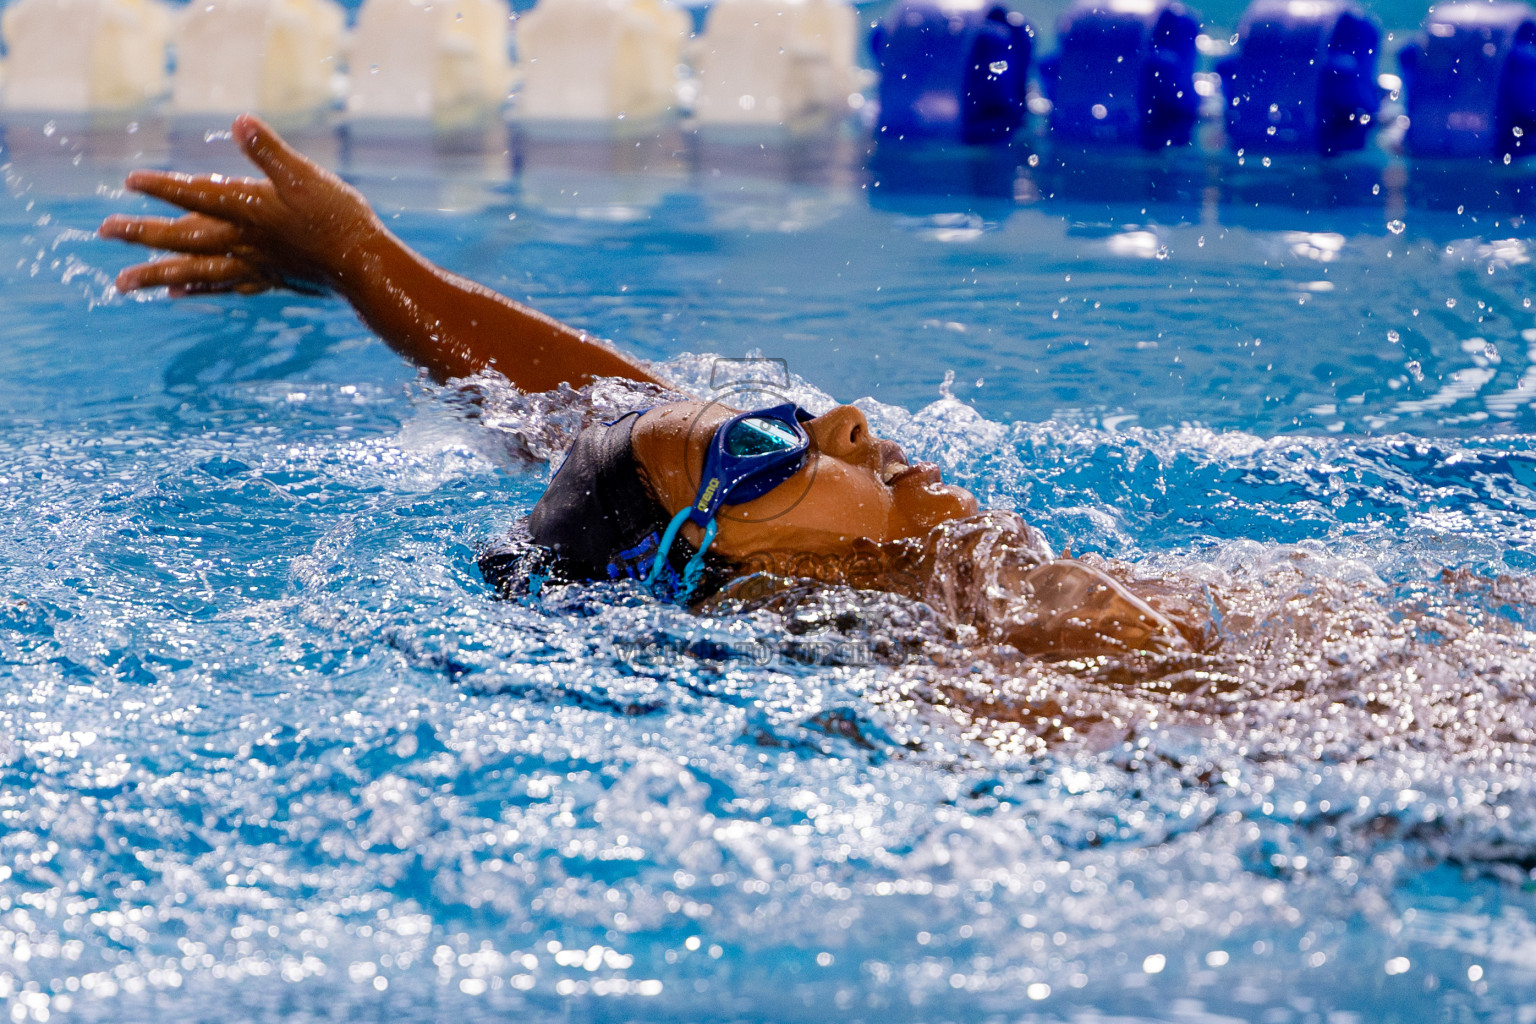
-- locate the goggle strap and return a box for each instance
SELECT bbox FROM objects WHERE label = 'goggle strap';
[644,402,811,601]
[680,518,719,600]
[688,482,725,528]
[645,507,692,588]
[643,507,720,604]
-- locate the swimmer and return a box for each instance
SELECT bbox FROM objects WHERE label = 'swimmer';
[99,114,1199,659]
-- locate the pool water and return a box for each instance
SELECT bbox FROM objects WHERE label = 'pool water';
[5,109,1536,1023]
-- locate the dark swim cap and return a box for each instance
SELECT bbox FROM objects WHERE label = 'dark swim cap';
[526,409,733,603]
[528,411,669,580]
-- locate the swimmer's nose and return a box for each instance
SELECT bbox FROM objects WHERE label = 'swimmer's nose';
[807,405,872,459]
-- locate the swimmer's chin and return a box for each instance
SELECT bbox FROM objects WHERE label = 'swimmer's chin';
[936,484,981,520]
[893,464,979,526]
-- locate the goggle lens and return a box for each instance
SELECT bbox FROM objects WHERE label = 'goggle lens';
[726,416,803,458]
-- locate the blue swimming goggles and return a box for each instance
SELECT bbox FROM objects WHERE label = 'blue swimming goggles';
[644,402,815,597]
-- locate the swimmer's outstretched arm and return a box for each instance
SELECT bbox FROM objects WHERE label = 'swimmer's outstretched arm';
[99,114,661,392]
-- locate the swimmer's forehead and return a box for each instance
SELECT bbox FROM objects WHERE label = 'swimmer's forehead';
[633,401,737,446]
[633,402,732,470]
[637,401,730,426]
[638,399,879,449]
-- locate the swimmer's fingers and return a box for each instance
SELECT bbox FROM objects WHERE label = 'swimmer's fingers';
[114,254,270,295]
[99,212,243,255]
[233,113,333,200]
[123,169,272,223]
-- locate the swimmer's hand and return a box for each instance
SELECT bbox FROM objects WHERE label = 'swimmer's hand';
[99,113,378,297]
[1008,560,1189,657]
[99,114,661,389]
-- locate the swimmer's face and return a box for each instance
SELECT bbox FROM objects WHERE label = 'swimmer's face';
[631,401,978,560]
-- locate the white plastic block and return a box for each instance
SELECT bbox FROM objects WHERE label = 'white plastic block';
[514,0,689,121]
[172,0,345,115]
[1,0,170,111]
[692,0,862,124]
[348,0,514,119]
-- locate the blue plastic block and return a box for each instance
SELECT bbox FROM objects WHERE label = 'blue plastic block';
[1399,2,1536,159]
[1217,0,1381,154]
[870,0,1034,144]
[1039,0,1202,148]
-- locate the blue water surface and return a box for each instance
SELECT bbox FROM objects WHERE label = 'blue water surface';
[3,107,1536,1024]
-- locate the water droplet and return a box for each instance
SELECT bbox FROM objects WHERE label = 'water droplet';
[989,60,1008,75]
[1387,219,1406,235]
[1372,183,1380,195]
[1262,156,1272,167]
[1447,298,1457,309]
[1407,360,1424,382]
[1155,246,1169,260]
[1197,235,1206,247]
[1387,329,1400,343]
[1506,153,1514,165]
[1027,153,1039,167]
